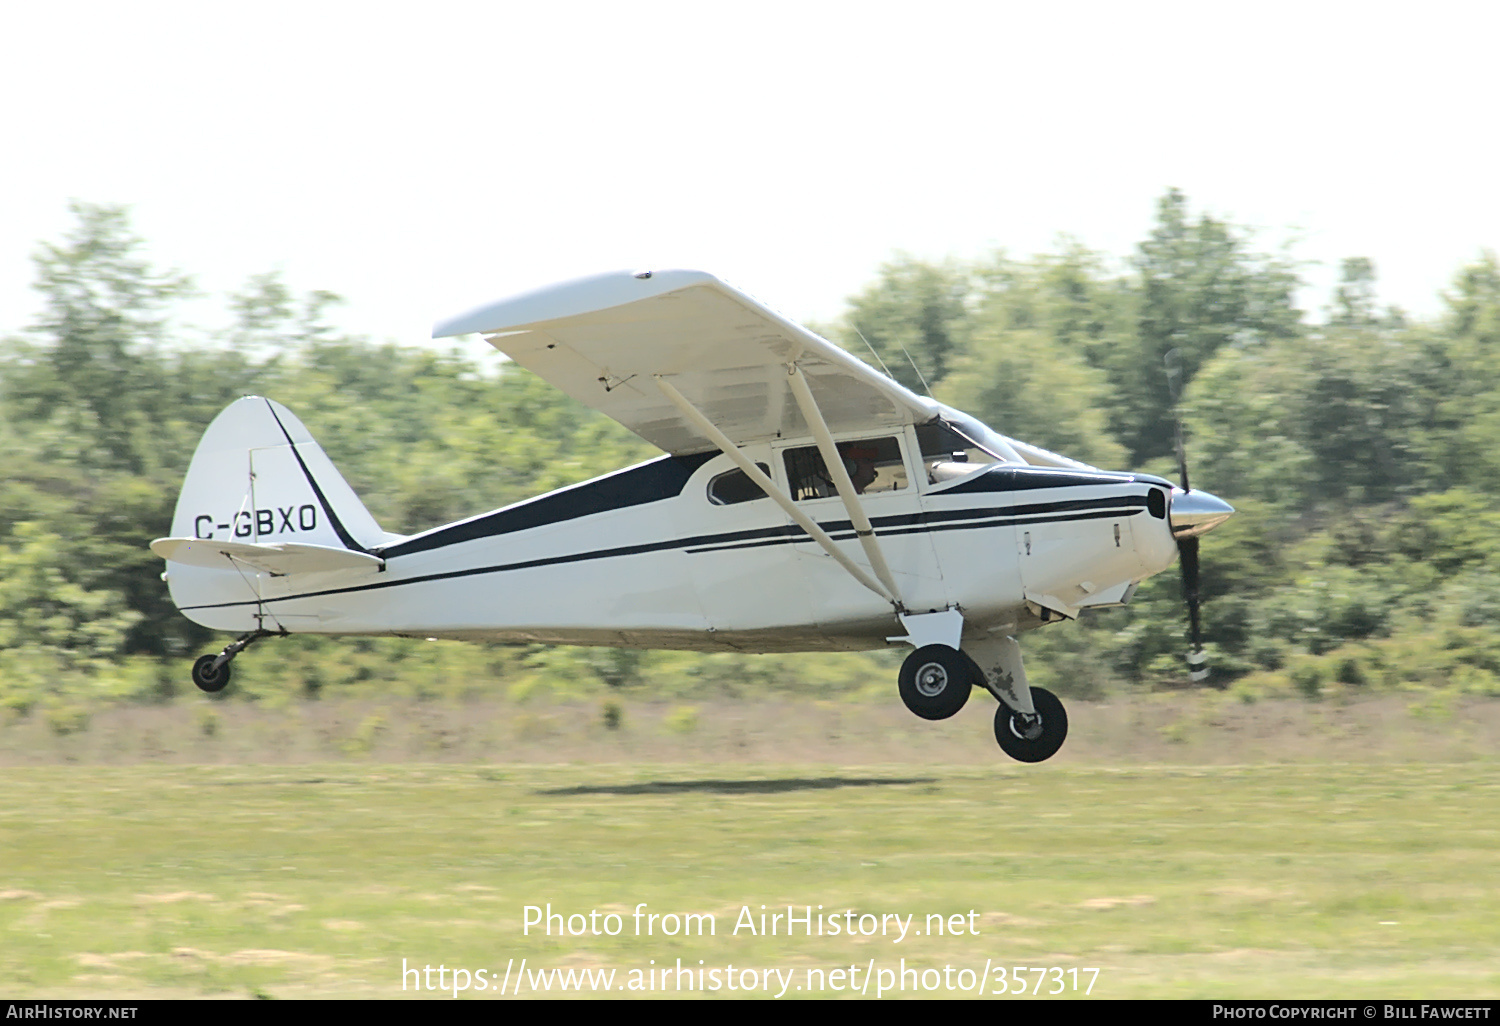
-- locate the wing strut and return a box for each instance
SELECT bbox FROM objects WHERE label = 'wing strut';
[785,363,905,607]
[651,374,899,609]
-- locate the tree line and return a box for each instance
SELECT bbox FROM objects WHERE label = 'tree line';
[4,194,1500,723]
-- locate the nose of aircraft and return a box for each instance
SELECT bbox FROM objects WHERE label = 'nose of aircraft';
[1169,488,1234,538]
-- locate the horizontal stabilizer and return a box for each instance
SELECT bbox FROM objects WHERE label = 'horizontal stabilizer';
[150,537,385,575]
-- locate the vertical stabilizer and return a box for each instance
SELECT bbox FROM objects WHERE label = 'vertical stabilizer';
[159,396,385,630]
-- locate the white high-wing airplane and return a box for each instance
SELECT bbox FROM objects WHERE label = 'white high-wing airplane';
[150,269,1233,762]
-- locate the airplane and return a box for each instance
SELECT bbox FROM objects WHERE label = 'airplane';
[149,269,1234,762]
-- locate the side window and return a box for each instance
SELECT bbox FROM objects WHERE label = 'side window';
[782,436,908,500]
[707,464,770,505]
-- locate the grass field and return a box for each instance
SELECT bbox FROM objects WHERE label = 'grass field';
[3,696,1499,999]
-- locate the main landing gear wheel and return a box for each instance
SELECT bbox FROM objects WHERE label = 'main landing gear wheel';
[191,654,231,694]
[994,686,1067,763]
[898,645,974,721]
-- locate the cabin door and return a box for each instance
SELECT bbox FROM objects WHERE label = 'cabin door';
[679,450,816,646]
[776,433,947,636]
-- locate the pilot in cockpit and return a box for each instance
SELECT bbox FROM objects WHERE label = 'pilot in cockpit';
[840,443,880,494]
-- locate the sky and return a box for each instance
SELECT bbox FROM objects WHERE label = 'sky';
[2,1,1497,348]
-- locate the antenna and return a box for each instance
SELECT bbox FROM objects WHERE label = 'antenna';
[898,341,934,399]
[853,326,897,381]
[853,326,932,397]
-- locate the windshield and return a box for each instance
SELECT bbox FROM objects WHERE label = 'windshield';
[914,417,1011,485]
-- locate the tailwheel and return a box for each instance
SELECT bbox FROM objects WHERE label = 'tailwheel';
[188,628,282,693]
[898,645,974,721]
[993,686,1067,763]
[191,654,231,693]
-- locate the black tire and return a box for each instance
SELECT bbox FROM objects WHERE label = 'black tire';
[192,654,231,694]
[898,645,974,721]
[993,686,1067,763]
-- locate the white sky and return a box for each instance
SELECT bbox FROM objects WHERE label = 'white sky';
[2,1,1497,347]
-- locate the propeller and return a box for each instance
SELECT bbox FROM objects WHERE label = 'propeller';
[1179,534,1206,682]
[1164,349,1231,684]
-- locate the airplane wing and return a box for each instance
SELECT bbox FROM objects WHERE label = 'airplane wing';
[433,270,942,455]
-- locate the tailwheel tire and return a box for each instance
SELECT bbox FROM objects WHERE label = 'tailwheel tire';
[192,654,231,694]
[898,645,974,721]
[994,686,1067,763]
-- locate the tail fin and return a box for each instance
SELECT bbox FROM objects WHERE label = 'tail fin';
[152,396,388,630]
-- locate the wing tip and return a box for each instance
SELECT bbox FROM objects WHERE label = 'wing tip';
[433,268,721,339]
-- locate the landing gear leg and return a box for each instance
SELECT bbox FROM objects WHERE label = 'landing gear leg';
[963,633,1069,762]
[190,629,280,693]
[963,634,1034,713]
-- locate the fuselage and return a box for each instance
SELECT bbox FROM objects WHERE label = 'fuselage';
[174,423,1181,652]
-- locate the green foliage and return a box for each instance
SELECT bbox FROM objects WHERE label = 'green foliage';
[0,523,140,659]
[13,203,195,475]
[1429,252,1500,492]
[662,705,700,734]
[1113,189,1302,465]
[937,253,1130,467]
[1392,489,1500,573]
[601,698,624,731]
[837,256,970,394]
[8,197,1500,713]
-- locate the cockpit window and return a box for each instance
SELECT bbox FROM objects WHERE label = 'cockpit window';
[707,464,770,505]
[783,436,908,500]
[916,419,1004,485]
